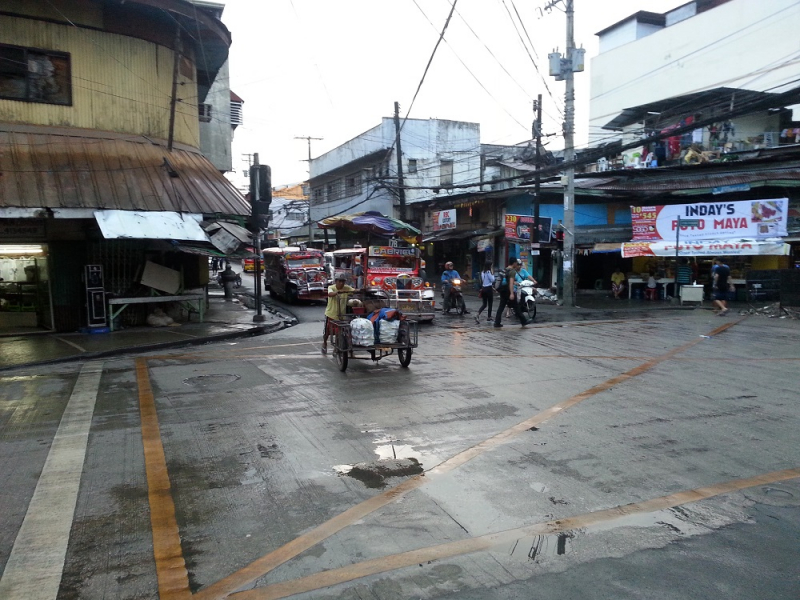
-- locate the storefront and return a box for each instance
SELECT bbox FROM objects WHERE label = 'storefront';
[621,198,791,299]
[0,243,53,331]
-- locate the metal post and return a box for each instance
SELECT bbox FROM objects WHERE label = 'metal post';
[675,216,681,300]
[252,155,265,322]
[532,94,542,280]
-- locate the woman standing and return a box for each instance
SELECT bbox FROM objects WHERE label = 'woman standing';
[475,261,495,323]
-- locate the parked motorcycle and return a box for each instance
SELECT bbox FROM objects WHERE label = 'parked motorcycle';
[442,278,466,315]
[518,280,537,321]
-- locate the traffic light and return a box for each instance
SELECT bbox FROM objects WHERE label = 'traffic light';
[249,164,272,232]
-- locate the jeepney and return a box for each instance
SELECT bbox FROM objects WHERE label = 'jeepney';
[263,246,329,303]
[330,243,435,321]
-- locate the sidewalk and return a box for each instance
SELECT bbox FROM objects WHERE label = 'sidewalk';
[0,291,290,372]
[0,288,714,372]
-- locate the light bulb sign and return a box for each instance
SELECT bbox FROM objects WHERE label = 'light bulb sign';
[631,198,788,242]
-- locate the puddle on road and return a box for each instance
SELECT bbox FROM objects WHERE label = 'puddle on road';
[374,444,423,461]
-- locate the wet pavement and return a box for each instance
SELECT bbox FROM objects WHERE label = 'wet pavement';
[1,300,799,599]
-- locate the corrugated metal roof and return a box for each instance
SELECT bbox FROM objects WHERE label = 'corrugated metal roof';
[0,125,250,216]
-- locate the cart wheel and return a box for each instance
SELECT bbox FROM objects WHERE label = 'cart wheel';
[334,348,348,371]
[457,296,466,315]
[398,347,412,368]
[334,330,349,371]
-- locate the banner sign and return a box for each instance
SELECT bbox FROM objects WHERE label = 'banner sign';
[631,198,788,241]
[476,238,492,252]
[368,245,418,257]
[621,240,790,258]
[504,214,553,242]
[432,209,456,231]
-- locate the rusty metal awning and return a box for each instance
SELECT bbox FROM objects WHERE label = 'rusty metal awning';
[0,124,251,216]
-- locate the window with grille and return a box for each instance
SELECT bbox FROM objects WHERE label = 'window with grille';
[408,159,418,174]
[345,173,361,197]
[0,44,71,105]
[198,103,212,123]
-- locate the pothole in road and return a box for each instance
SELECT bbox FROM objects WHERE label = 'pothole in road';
[334,458,424,489]
[183,374,241,387]
[743,484,800,507]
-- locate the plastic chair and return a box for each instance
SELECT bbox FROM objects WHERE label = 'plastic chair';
[644,287,658,301]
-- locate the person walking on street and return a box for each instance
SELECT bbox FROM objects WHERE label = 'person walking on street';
[322,275,354,354]
[494,258,530,328]
[219,264,238,301]
[712,257,731,316]
[475,261,495,323]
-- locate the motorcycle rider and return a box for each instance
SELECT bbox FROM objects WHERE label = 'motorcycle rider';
[440,261,468,314]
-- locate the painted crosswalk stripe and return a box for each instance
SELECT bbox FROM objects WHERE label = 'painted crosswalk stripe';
[0,361,103,600]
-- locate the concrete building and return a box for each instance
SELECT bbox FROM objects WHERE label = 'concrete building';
[0,0,250,333]
[589,0,800,147]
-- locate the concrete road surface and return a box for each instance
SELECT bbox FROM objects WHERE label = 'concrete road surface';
[1,311,799,599]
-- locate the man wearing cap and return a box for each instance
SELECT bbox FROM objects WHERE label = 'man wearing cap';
[322,275,354,354]
[441,261,469,314]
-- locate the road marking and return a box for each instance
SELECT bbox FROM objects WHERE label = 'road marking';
[135,358,192,600]
[0,361,103,600]
[194,319,740,600]
[232,468,800,600]
[52,336,86,353]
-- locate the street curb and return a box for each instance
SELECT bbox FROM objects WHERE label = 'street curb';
[0,321,283,373]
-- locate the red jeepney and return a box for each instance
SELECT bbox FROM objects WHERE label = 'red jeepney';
[330,243,435,321]
[263,247,329,303]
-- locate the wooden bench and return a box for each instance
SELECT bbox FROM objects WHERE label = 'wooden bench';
[107,294,205,331]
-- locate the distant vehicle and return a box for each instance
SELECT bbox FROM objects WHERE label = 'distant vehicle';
[242,251,264,273]
[263,246,328,303]
[329,244,434,321]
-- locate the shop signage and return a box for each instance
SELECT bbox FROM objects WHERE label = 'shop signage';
[621,240,790,258]
[631,198,788,242]
[712,183,750,195]
[432,210,456,231]
[476,238,492,252]
[0,219,46,240]
[368,246,417,257]
[504,214,553,242]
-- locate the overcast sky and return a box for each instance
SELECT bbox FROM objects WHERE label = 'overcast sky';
[220,0,685,188]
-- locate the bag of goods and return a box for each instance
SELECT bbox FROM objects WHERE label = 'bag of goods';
[378,319,400,344]
[349,317,374,346]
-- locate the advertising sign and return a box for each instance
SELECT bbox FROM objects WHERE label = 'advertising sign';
[621,240,790,258]
[433,209,456,231]
[631,198,788,241]
[504,214,553,242]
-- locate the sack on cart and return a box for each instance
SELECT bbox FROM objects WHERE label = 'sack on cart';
[349,317,375,346]
[368,307,402,344]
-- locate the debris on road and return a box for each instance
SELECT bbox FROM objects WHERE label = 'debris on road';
[343,458,424,488]
[739,303,799,319]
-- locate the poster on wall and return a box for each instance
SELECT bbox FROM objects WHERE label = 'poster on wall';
[432,210,457,231]
[631,198,788,242]
[504,215,553,242]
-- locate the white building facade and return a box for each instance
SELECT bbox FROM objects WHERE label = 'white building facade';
[309,118,485,226]
[589,0,800,145]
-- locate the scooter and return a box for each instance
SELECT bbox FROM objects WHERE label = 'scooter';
[518,280,537,321]
[441,278,466,315]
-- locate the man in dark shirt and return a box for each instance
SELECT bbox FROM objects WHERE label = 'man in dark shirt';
[493,258,531,328]
[712,257,731,316]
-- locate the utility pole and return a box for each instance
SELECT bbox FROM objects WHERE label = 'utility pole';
[295,135,323,246]
[167,25,182,152]
[393,101,407,221]
[547,0,583,307]
[250,154,266,323]
[531,94,543,279]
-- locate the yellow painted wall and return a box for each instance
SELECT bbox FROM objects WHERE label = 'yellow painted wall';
[751,255,789,270]
[0,15,199,148]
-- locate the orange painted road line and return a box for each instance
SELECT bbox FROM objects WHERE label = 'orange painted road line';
[135,358,192,600]
[232,467,800,600]
[193,319,740,600]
